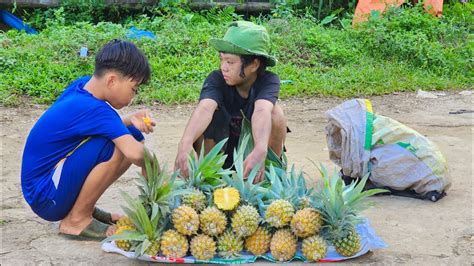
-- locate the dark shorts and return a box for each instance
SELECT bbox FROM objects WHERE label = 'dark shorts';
[31,126,143,221]
[202,109,290,168]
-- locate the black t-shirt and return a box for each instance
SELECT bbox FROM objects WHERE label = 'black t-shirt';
[199,70,280,120]
[199,70,280,164]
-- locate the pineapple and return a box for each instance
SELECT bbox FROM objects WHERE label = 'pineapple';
[245,226,272,256]
[136,152,188,218]
[265,199,294,228]
[183,138,232,209]
[190,234,216,260]
[182,188,207,212]
[290,208,323,238]
[213,187,240,211]
[160,229,189,258]
[172,205,199,236]
[199,206,227,236]
[302,235,327,262]
[270,229,297,262]
[316,165,387,257]
[116,216,134,228]
[104,192,163,257]
[217,230,244,259]
[231,205,260,238]
[114,216,136,251]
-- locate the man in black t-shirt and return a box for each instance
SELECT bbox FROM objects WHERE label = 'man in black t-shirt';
[175,21,287,182]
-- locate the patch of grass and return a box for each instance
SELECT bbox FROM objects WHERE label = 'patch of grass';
[0,5,472,106]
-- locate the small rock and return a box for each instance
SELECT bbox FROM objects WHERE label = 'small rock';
[417,89,438,99]
[459,90,473,96]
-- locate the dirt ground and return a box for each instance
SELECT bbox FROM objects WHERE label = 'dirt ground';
[1,92,472,265]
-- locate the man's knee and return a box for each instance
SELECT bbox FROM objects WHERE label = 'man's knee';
[271,104,286,129]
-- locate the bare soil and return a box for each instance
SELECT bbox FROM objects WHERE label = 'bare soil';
[1,92,472,265]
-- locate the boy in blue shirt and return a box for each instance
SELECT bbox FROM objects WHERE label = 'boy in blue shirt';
[21,39,155,240]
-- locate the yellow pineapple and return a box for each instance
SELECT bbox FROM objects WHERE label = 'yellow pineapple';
[116,216,134,228]
[245,226,272,256]
[160,229,189,258]
[213,187,240,211]
[182,188,207,212]
[270,229,297,262]
[265,199,294,228]
[199,206,227,236]
[217,230,244,259]
[172,205,199,236]
[290,208,323,238]
[302,235,327,262]
[190,234,216,260]
[114,216,136,251]
[231,205,260,238]
[145,240,161,256]
[316,165,387,257]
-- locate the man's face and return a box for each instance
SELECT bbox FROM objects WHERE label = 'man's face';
[219,53,246,86]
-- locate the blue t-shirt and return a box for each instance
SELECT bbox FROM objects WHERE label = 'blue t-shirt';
[21,76,130,208]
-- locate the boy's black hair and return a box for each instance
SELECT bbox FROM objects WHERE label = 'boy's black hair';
[94,39,151,85]
[239,54,267,78]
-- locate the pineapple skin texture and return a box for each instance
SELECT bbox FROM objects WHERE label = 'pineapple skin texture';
[245,227,272,256]
[160,229,189,258]
[266,199,295,228]
[217,231,244,259]
[200,206,227,236]
[213,187,240,211]
[145,240,161,256]
[270,229,297,262]
[290,208,323,238]
[190,234,217,260]
[182,188,207,212]
[334,227,361,257]
[114,218,136,251]
[231,205,260,238]
[302,235,327,261]
[172,205,200,236]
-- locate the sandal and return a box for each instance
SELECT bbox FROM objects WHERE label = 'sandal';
[60,218,110,241]
[92,207,115,225]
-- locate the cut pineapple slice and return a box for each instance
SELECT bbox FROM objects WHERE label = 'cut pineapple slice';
[214,187,240,210]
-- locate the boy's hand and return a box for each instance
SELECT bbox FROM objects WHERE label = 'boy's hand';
[128,109,156,134]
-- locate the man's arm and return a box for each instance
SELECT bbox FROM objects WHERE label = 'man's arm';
[175,99,218,177]
[243,99,274,180]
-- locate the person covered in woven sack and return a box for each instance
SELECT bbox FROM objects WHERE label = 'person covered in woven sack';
[21,40,156,240]
[175,21,287,183]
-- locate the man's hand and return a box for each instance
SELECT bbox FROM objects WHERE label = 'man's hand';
[125,109,156,134]
[243,148,267,183]
[174,146,195,179]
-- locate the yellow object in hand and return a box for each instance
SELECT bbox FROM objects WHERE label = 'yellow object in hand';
[142,116,152,127]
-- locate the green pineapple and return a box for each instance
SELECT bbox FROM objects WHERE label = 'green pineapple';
[217,230,244,259]
[316,165,387,257]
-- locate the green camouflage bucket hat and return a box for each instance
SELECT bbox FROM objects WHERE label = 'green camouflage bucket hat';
[209,21,277,67]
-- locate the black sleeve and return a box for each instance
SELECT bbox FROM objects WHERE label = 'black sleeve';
[199,71,224,106]
[255,72,280,105]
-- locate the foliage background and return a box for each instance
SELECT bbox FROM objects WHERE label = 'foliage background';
[0,2,472,105]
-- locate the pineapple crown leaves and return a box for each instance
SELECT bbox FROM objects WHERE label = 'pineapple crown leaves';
[287,165,319,209]
[263,164,300,206]
[103,192,164,257]
[238,115,287,171]
[184,138,233,191]
[137,151,189,217]
[315,164,388,233]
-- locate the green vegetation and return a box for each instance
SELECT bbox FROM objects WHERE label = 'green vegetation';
[0,3,472,106]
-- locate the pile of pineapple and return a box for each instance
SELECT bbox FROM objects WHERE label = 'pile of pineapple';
[106,128,385,262]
